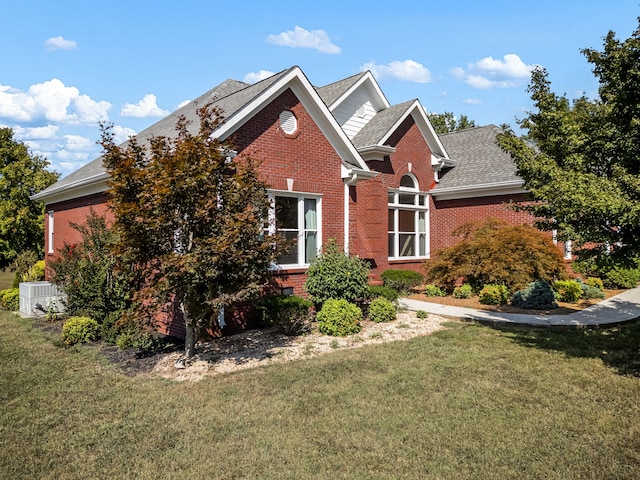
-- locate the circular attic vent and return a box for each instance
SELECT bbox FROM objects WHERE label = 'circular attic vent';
[279,110,298,135]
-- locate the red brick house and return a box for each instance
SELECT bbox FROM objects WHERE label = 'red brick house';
[33,66,551,334]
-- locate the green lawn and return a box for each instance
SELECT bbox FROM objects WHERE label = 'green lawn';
[1,312,639,479]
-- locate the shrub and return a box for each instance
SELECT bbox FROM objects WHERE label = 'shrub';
[573,256,640,289]
[303,240,369,307]
[423,284,446,297]
[258,295,313,336]
[453,283,473,299]
[511,281,557,310]
[62,316,100,345]
[366,285,399,304]
[317,299,362,336]
[584,277,604,291]
[603,267,640,289]
[380,269,423,293]
[0,288,19,311]
[10,250,38,288]
[424,219,567,292]
[580,283,606,300]
[479,284,510,305]
[22,260,45,282]
[368,297,397,323]
[553,280,584,303]
[416,310,428,319]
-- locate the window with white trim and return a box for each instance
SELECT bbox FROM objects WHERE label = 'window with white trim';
[48,211,54,254]
[265,192,321,267]
[388,174,429,259]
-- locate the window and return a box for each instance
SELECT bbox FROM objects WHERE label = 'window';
[48,211,54,254]
[266,193,320,267]
[388,174,429,259]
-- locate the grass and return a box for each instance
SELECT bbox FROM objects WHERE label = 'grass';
[0,269,14,290]
[1,312,640,479]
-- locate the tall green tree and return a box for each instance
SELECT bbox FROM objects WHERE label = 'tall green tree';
[101,106,283,357]
[427,112,476,134]
[498,20,640,264]
[0,128,59,269]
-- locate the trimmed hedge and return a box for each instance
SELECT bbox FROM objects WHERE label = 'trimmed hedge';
[368,297,397,323]
[317,299,362,336]
[62,316,100,346]
[380,269,423,293]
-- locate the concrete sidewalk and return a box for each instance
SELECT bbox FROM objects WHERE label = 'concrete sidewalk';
[399,285,640,327]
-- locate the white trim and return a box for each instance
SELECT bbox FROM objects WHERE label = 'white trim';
[47,211,54,254]
[31,173,109,204]
[432,180,526,200]
[326,71,390,112]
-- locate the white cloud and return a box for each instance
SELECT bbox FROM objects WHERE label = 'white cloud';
[361,60,432,83]
[267,26,341,54]
[121,94,170,118]
[243,70,276,84]
[463,98,482,105]
[45,36,77,51]
[176,99,191,109]
[454,54,536,90]
[0,79,111,124]
[111,125,137,144]
[13,125,59,140]
[63,134,93,151]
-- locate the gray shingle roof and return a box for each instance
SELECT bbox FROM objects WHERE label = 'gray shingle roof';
[316,72,367,107]
[435,125,522,190]
[351,100,415,148]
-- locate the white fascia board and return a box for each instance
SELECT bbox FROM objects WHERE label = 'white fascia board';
[30,173,110,205]
[215,66,370,172]
[379,100,450,159]
[358,144,396,161]
[328,71,390,112]
[341,164,378,182]
[432,180,527,200]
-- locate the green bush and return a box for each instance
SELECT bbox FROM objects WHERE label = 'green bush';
[553,280,584,303]
[453,283,473,299]
[22,260,45,282]
[258,294,313,336]
[380,269,423,293]
[368,297,397,323]
[603,267,640,289]
[584,277,604,291]
[479,284,510,305]
[572,256,640,289]
[10,250,38,288]
[580,283,606,300]
[511,281,557,310]
[416,310,428,319]
[303,240,369,307]
[366,285,399,304]
[423,284,446,297]
[317,299,362,336]
[62,316,100,346]
[0,288,19,311]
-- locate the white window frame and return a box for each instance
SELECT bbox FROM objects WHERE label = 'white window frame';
[266,191,322,268]
[388,175,430,260]
[47,211,54,254]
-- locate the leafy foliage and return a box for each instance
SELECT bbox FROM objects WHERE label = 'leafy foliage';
[511,281,558,310]
[0,288,19,311]
[61,316,100,346]
[424,219,567,292]
[416,310,428,319]
[10,250,38,288]
[316,299,362,336]
[498,21,640,265]
[303,240,369,307]
[380,269,423,293]
[366,285,399,304]
[579,281,606,300]
[258,294,313,336]
[479,284,510,305]
[423,284,446,297]
[368,297,397,323]
[553,280,584,303]
[427,112,477,134]
[573,256,640,289]
[102,106,283,357]
[0,128,59,269]
[48,210,130,321]
[453,283,473,299]
[584,277,604,291]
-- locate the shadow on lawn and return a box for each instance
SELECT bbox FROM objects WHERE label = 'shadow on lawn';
[490,318,640,377]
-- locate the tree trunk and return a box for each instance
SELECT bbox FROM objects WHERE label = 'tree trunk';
[180,300,197,358]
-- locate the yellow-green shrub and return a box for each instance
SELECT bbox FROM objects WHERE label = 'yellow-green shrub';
[62,316,100,345]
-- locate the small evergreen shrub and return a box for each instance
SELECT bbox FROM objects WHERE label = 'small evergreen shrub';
[0,288,19,311]
[62,316,100,345]
[380,269,423,293]
[580,283,606,300]
[423,284,446,297]
[453,283,473,299]
[553,280,584,303]
[368,297,397,323]
[416,310,428,319]
[479,284,510,305]
[367,285,399,304]
[603,267,640,289]
[584,277,604,291]
[303,240,369,307]
[317,299,362,336]
[258,295,313,336]
[511,281,557,310]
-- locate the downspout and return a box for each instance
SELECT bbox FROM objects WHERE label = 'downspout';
[344,173,358,255]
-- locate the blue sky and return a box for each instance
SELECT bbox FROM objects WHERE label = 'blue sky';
[1,1,638,178]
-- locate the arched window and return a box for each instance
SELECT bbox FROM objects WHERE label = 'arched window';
[388,174,429,259]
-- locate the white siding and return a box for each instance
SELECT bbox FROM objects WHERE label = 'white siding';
[332,88,378,139]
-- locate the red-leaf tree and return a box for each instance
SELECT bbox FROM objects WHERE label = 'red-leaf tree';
[101,106,282,357]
